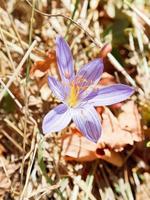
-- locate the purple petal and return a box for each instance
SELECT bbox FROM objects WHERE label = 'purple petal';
[48,76,67,101]
[83,84,134,106]
[70,105,101,143]
[75,59,103,95]
[42,104,71,134]
[56,36,74,83]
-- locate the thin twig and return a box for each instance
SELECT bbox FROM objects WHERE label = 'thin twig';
[25,0,102,48]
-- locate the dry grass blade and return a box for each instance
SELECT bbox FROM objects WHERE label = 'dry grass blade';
[0,26,15,71]
[125,1,150,26]
[70,176,80,200]
[19,144,37,200]
[0,40,37,102]
[84,161,98,200]
[71,176,96,200]
[0,157,11,186]
[27,184,60,199]
[0,78,22,109]
[4,118,26,140]
[1,130,23,152]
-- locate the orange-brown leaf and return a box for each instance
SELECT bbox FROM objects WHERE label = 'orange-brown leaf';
[62,132,97,162]
[30,51,56,77]
[99,72,116,86]
[118,100,143,142]
[99,107,134,151]
[62,131,124,166]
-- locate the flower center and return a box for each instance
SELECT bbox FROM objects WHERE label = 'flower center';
[68,83,79,107]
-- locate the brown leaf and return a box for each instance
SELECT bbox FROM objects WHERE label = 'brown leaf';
[62,130,124,167]
[62,102,143,165]
[118,100,143,142]
[99,72,116,86]
[99,107,134,151]
[62,132,97,162]
[30,51,56,77]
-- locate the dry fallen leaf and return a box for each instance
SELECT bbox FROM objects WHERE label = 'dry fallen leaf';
[99,72,116,86]
[62,101,143,165]
[62,130,124,167]
[30,51,56,78]
[30,50,58,92]
[99,107,134,151]
[62,131,97,162]
[118,100,143,142]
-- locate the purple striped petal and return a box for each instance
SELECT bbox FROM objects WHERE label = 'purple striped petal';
[48,76,67,101]
[83,84,134,106]
[70,105,101,143]
[42,104,71,134]
[75,58,103,89]
[56,36,74,83]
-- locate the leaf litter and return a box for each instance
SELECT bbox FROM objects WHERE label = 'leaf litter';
[0,0,150,199]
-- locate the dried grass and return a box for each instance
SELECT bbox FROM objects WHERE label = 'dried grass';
[0,0,150,200]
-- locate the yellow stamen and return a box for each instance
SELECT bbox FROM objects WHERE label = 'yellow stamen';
[68,84,78,107]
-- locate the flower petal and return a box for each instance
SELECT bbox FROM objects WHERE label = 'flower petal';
[83,84,134,106]
[75,59,104,95]
[42,104,71,133]
[70,105,101,143]
[56,36,74,83]
[48,76,67,101]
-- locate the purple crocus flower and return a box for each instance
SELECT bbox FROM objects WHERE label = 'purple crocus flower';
[42,36,134,143]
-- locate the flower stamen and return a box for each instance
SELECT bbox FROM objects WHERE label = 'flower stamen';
[68,83,79,107]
